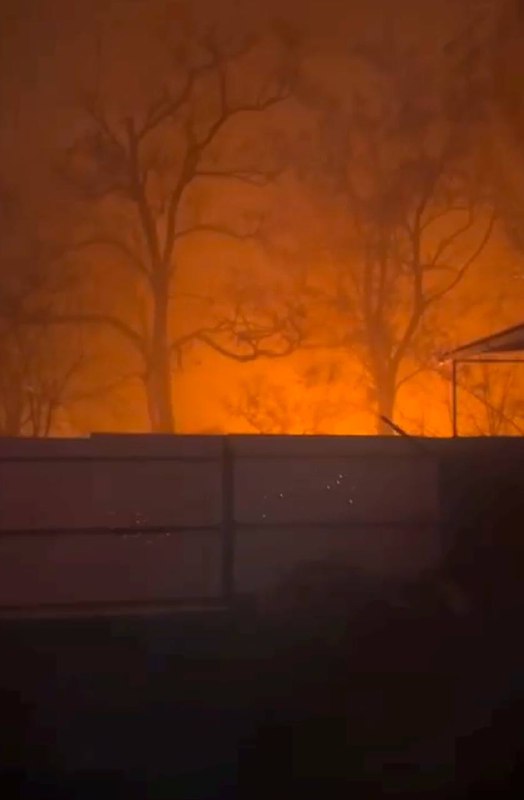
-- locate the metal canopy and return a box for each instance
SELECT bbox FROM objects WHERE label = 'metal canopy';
[439,322,524,437]
[440,322,524,362]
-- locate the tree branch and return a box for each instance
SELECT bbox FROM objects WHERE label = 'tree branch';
[196,332,299,362]
[174,222,260,242]
[22,312,147,357]
[426,204,477,267]
[421,205,471,232]
[124,117,163,270]
[81,90,124,151]
[136,64,210,141]
[396,364,428,390]
[171,310,303,363]
[192,88,290,153]
[427,210,496,306]
[67,371,141,404]
[194,169,279,186]
[67,236,150,281]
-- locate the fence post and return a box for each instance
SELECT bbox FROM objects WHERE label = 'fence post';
[221,436,235,603]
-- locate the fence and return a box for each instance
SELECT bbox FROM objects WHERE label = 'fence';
[0,434,440,615]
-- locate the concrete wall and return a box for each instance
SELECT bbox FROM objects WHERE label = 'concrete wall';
[231,436,439,596]
[0,435,440,612]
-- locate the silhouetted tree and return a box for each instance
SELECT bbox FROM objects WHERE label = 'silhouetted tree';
[304,35,495,433]
[53,8,301,432]
[0,187,93,436]
[226,361,348,434]
[448,0,524,254]
[443,361,524,437]
[0,324,86,436]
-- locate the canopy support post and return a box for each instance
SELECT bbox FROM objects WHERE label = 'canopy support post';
[452,359,458,438]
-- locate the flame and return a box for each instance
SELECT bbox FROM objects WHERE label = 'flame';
[58,224,524,439]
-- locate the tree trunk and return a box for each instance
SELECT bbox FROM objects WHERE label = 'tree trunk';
[374,371,397,436]
[2,392,24,436]
[144,286,175,433]
[145,357,175,433]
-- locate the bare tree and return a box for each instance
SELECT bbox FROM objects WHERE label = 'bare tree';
[47,11,301,433]
[226,361,348,434]
[304,36,495,433]
[0,317,139,437]
[0,198,92,435]
[447,0,524,257]
[0,323,87,436]
[445,361,524,437]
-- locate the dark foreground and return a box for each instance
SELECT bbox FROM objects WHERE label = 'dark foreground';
[1,438,523,797]
[1,549,524,800]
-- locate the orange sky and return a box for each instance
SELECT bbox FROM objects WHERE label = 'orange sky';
[2,0,523,438]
